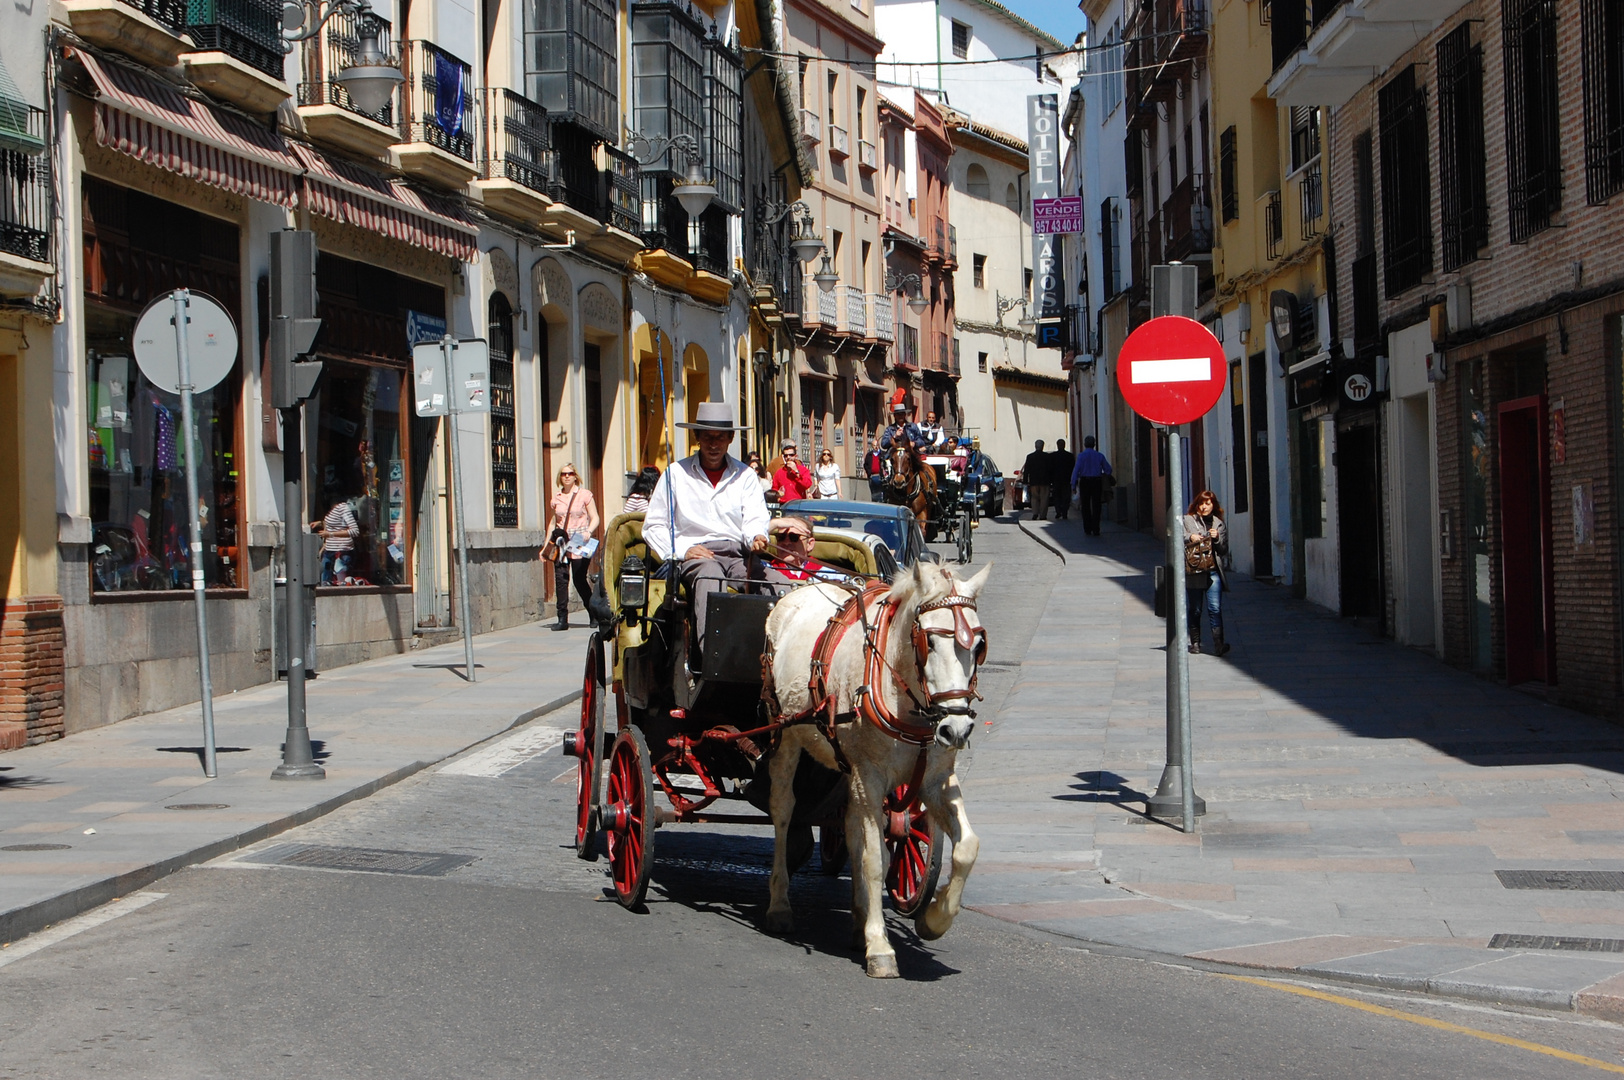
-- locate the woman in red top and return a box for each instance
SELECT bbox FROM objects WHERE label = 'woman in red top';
[771,440,813,502]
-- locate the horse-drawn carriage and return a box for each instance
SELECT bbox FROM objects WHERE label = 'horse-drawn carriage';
[564,511,990,976]
[882,442,976,564]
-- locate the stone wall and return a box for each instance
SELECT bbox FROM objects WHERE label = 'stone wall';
[0,596,65,748]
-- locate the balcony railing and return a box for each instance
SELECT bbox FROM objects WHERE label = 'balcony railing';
[1264,189,1283,259]
[801,108,822,143]
[481,87,550,193]
[1298,162,1322,239]
[844,284,866,336]
[857,138,876,170]
[549,122,601,219]
[402,40,475,160]
[818,282,839,326]
[0,108,51,265]
[602,143,640,234]
[829,124,849,159]
[947,223,957,263]
[869,293,894,341]
[186,0,285,78]
[297,8,395,125]
[119,0,188,33]
[1162,172,1213,261]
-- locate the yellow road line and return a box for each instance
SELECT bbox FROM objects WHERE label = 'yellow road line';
[1218,974,1624,1074]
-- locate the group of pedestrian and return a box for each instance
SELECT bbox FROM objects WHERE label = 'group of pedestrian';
[1017,436,1115,537]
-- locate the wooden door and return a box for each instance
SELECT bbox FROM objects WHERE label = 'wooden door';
[1497,395,1554,685]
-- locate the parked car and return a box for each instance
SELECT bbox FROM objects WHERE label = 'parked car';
[965,455,1005,517]
[780,499,934,568]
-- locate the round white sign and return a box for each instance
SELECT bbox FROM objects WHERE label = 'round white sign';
[132,291,239,394]
[1344,373,1373,402]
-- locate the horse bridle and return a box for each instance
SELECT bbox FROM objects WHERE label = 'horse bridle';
[858,584,987,746]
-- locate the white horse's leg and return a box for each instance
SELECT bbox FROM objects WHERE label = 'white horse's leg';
[764,735,802,934]
[916,769,978,941]
[848,764,899,978]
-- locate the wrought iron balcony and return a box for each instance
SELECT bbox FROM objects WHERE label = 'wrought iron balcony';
[602,143,640,234]
[869,293,894,341]
[1264,189,1284,260]
[0,106,50,266]
[481,87,550,193]
[297,8,395,126]
[843,284,866,336]
[186,0,284,78]
[1162,172,1213,261]
[402,40,475,161]
[120,0,188,33]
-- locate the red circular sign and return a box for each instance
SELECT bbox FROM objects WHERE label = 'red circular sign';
[1115,316,1227,426]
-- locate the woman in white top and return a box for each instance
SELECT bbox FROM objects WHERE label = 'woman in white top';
[813,448,841,499]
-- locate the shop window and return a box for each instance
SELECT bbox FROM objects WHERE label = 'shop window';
[82,178,242,594]
[488,293,518,528]
[304,361,409,586]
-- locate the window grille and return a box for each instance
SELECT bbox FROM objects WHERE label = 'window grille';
[1378,65,1433,296]
[487,295,517,528]
[1264,189,1283,260]
[1298,162,1322,239]
[951,21,970,59]
[1437,24,1489,269]
[706,33,744,213]
[631,4,706,175]
[1581,0,1624,204]
[1219,126,1238,222]
[526,0,617,142]
[1502,0,1561,241]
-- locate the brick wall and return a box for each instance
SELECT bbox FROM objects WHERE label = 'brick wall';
[0,596,65,749]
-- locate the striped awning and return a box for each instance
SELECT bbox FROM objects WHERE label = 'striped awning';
[77,48,301,207]
[290,142,478,262]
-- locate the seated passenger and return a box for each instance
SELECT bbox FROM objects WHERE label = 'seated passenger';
[642,402,770,650]
[762,516,852,591]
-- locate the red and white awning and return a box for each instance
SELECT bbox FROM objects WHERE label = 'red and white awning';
[75,48,479,262]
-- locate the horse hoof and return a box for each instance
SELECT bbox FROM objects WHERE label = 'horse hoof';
[866,954,901,979]
[765,909,794,935]
[914,913,948,942]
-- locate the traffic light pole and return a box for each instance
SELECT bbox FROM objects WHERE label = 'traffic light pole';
[271,405,324,780]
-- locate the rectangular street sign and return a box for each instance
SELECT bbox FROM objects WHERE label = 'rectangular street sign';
[412,342,449,417]
[1033,196,1083,234]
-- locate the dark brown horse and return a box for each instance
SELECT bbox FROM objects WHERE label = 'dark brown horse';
[888,442,939,536]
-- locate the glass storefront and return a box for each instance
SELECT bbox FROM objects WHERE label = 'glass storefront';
[305,359,409,586]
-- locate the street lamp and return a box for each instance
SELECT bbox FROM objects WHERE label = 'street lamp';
[625,132,717,218]
[997,291,1036,333]
[886,271,929,315]
[812,252,840,293]
[281,0,403,115]
[762,198,825,264]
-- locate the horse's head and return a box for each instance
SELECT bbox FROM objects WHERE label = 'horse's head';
[887,560,992,749]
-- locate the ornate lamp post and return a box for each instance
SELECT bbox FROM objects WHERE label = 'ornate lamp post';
[281,0,404,115]
[625,131,718,218]
[885,271,930,315]
[996,291,1037,333]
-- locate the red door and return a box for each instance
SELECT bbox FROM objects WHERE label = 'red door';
[1496,396,1555,686]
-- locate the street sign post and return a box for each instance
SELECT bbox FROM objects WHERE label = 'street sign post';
[132,290,238,779]
[413,336,490,683]
[1117,314,1226,833]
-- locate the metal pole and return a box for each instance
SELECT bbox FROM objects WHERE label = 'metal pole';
[272,402,324,780]
[444,335,477,682]
[172,290,218,779]
[1146,424,1205,828]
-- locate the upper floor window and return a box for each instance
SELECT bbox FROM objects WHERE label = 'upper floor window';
[1289,106,1320,172]
[1219,126,1238,222]
[525,0,617,141]
[951,20,970,59]
[1502,0,1562,241]
[1101,21,1123,118]
[705,33,744,212]
[1378,65,1434,297]
[972,253,986,287]
[1581,0,1624,204]
[1438,23,1489,269]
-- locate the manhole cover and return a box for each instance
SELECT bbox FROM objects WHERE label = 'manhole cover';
[1,843,72,852]
[242,843,475,877]
[165,803,231,811]
[1496,870,1624,891]
[1489,933,1624,953]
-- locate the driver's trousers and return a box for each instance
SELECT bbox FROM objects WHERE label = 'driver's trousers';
[680,541,764,650]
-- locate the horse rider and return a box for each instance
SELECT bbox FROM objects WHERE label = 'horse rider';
[642,401,771,655]
[880,402,923,451]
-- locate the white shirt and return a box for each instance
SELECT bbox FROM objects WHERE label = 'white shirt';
[814,461,841,497]
[642,454,772,560]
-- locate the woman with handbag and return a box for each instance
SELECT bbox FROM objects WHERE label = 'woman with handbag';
[1183,489,1231,656]
[542,462,600,631]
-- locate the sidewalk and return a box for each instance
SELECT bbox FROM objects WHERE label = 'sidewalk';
[962,515,1624,1020]
[0,621,592,944]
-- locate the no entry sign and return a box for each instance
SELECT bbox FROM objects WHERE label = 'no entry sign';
[1116,316,1226,426]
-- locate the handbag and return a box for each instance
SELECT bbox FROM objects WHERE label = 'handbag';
[543,492,578,562]
[1186,533,1217,574]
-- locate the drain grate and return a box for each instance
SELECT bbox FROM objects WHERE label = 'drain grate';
[242,843,475,877]
[1,843,71,852]
[165,803,230,811]
[1489,934,1624,953]
[1496,870,1624,891]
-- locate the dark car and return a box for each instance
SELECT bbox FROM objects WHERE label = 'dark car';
[780,499,934,568]
[966,454,1005,517]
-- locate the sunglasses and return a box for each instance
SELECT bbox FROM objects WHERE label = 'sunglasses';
[771,531,813,541]
[560,471,576,477]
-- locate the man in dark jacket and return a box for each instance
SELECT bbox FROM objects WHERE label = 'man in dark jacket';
[1048,439,1075,519]
[1021,440,1050,520]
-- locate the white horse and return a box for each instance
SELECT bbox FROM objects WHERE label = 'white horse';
[762,560,991,978]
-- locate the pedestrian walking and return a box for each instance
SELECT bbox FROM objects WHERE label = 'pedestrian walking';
[1021,439,1051,520]
[1069,435,1113,536]
[313,494,360,585]
[813,448,841,499]
[1183,489,1231,656]
[864,439,887,501]
[1048,439,1075,519]
[543,462,600,631]
[621,466,660,514]
[772,441,814,501]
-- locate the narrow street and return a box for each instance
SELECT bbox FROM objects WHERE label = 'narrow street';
[6,518,1624,1078]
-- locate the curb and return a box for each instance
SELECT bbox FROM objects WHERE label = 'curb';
[1015,517,1068,563]
[0,688,583,946]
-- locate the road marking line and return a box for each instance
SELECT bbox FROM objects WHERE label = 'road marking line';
[1218,974,1624,1074]
[0,891,167,968]
[1131,357,1211,383]
[439,724,567,778]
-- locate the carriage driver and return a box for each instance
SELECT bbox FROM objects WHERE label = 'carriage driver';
[642,401,772,653]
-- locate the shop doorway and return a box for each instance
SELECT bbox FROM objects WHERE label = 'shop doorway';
[1498,395,1554,686]
[1248,350,1273,578]
[1337,418,1382,620]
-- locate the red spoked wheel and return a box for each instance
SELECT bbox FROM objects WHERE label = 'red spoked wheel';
[562,633,605,861]
[603,727,657,909]
[884,786,941,918]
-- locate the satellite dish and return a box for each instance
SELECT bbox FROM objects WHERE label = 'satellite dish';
[132,291,239,394]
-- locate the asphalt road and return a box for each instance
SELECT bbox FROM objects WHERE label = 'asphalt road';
[4,517,1624,1078]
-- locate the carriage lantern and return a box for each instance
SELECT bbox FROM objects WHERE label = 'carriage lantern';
[617,553,648,614]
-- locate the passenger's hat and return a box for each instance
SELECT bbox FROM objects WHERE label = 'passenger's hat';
[676,401,749,432]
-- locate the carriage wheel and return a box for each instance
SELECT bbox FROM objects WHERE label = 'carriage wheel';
[956,519,973,564]
[564,633,606,861]
[884,786,941,917]
[604,727,657,909]
[819,822,848,875]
